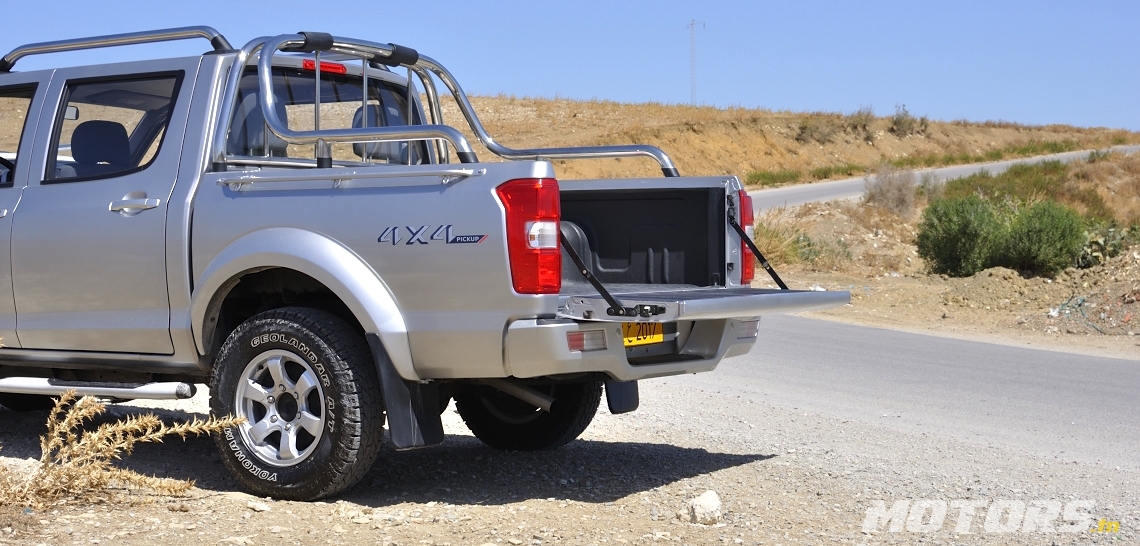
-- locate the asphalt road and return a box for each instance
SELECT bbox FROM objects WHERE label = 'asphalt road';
[684,315,1140,470]
[749,144,1140,210]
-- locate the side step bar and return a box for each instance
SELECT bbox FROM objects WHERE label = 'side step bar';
[0,377,196,400]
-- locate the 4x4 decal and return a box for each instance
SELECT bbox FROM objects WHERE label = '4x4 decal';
[378,225,487,246]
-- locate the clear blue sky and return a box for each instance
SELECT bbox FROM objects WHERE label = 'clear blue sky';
[5,0,1137,130]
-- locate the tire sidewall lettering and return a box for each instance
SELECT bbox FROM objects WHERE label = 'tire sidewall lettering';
[224,328,340,485]
[223,427,278,482]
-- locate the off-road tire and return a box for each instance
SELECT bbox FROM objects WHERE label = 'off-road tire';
[210,307,383,500]
[0,393,57,412]
[455,381,601,450]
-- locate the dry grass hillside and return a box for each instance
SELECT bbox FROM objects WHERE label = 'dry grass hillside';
[440,96,1139,183]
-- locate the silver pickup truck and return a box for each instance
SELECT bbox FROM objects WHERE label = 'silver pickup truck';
[0,26,848,500]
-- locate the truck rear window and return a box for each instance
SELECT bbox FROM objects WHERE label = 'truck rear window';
[227,67,428,165]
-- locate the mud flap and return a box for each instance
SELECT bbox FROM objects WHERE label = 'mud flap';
[604,380,639,414]
[366,334,444,450]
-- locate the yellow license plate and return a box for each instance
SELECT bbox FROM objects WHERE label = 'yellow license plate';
[622,322,664,347]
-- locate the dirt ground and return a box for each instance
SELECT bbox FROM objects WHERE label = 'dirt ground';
[2,381,1135,546]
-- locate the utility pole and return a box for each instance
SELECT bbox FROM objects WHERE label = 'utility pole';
[688,19,705,105]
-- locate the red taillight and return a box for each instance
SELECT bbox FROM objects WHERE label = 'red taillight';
[739,190,755,285]
[496,178,561,294]
[302,59,348,74]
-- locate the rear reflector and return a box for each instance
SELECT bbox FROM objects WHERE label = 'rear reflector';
[302,59,348,74]
[567,330,608,352]
[496,178,561,294]
[737,320,759,339]
[738,190,755,285]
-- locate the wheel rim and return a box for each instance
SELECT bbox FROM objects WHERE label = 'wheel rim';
[234,349,326,467]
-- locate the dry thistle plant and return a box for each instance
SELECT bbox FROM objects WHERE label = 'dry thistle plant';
[0,391,242,507]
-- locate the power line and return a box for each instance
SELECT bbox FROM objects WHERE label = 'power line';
[688,19,705,106]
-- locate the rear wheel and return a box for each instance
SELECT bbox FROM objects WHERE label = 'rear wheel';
[210,307,383,500]
[455,381,601,450]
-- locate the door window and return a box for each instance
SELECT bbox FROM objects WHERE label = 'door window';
[0,86,36,185]
[46,72,182,182]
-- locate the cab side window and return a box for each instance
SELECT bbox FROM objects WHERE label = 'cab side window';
[0,86,36,185]
[47,72,182,182]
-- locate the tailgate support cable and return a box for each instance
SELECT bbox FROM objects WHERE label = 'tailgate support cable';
[728,216,789,290]
[561,233,664,318]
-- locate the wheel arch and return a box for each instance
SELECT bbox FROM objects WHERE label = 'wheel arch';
[190,227,418,381]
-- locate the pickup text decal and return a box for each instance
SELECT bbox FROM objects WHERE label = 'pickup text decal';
[378,225,487,245]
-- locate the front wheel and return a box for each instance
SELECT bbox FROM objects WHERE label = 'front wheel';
[209,307,384,500]
[455,381,601,450]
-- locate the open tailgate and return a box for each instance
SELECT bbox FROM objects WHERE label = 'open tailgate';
[558,287,850,322]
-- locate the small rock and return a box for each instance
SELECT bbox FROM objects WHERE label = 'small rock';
[688,490,722,525]
[269,526,286,534]
[219,537,255,545]
[246,500,271,513]
[507,539,523,545]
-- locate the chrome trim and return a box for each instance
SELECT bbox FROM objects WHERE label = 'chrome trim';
[256,35,478,158]
[217,166,485,189]
[1,26,232,72]
[410,66,449,163]
[211,37,267,168]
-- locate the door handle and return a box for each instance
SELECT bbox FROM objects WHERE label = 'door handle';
[0,209,7,219]
[108,198,160,212]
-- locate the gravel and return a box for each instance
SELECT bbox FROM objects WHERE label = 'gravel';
[0,376,1135,545]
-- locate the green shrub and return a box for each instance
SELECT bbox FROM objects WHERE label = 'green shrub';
[918,195,1087,277]
[996,201,1083,274]
[916,196,1002,276]
[746,169,801,187]
[1077,225,1136,268]
[943,161,1113,222]
[810,163,865,180]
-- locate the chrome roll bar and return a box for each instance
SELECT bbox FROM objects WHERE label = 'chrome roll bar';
[212,32,680,177]
[321,36,680,176]
[255,34,478,167]
[0,26,232,72]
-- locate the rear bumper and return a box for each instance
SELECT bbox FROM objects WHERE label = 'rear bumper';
[504,317,758,381]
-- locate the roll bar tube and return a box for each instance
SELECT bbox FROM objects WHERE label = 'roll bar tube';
[213,32,680,177]
[322,36,680,176]
[0,26,232,72]
[256,35,479,165]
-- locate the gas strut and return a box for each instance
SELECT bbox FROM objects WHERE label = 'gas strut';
[561,233,664,318]
[727,216,789,290]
